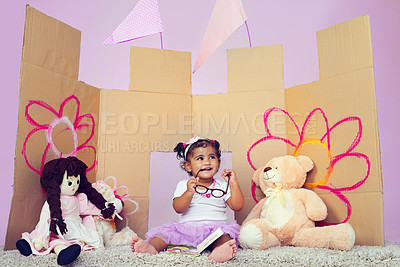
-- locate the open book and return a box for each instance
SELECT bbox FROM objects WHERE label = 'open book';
[166,227,224,256]
[166,244,200,257]
[196,227,223,253]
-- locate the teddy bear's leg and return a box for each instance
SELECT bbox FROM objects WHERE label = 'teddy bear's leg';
[292,223,356,250]
[94,219,117,246]
[239,219,280,250]
[109,226,137,246]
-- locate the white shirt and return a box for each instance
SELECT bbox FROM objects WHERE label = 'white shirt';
[173,178,231,223]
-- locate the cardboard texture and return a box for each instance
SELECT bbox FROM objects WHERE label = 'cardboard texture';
[193,45,286,223]
[194,16,383,245]
[6,6,383,250]
[285,15,383,246]
[5,6,191,250]
[97,89,192,238]
[129,47,192,94]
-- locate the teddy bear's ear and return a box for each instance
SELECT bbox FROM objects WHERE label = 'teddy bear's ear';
[252,167,263,186]
[296,155,314,173]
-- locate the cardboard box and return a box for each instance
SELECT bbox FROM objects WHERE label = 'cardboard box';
[5,6,192,250]
[5,6,383,249]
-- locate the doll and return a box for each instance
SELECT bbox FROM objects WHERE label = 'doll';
[16,156,115,265]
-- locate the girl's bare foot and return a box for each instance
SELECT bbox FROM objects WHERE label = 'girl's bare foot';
[208,239,237,263]
[130,236,158,255]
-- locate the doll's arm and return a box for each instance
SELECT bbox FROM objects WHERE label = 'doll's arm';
[110,197,123,214]
[295,189,327,221]
[77,193,102,216]
[30,202,52,250]
[242,198,267,225]
[77,193,116,219]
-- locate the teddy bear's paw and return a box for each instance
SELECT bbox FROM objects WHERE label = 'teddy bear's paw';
[292,223,356,250]
[331,223,356,251]
[107,227,137,246]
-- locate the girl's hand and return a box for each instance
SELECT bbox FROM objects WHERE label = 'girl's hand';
[223,169,244,211]
[221,169,237,183]
[186,176,197,194]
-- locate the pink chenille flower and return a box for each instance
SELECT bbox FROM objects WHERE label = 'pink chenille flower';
[247,107,370,225]
[22,95,96,175]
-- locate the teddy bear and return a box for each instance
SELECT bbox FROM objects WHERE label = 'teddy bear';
[238,155,356,251]
[91,180,137,246]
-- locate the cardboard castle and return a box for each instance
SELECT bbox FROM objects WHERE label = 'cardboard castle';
[5,5,383,249]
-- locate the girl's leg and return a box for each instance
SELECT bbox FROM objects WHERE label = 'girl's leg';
[208,234,237,263]
[130,236,167,254]
[149,237,168,252]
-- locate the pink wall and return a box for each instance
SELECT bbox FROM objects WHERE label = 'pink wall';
[1,0,399,245]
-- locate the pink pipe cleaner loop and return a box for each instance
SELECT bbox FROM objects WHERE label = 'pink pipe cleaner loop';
[46,116,78,158]
[247,107,370,225]
[103,176,139,227]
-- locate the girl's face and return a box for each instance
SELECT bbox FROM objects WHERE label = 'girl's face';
[184,145,220,180]
[60,171,80,195]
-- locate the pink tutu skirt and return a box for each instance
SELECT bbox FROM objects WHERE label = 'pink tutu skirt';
[145,220,241,248]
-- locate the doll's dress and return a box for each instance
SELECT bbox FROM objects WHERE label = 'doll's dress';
[21,193,104,255]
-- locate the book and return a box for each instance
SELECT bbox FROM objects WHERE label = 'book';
[196,227,224,253]
[165,227,224,256]
[166,244,200,257]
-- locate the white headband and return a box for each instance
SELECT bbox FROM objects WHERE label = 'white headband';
[183,136,215,159]
[184,136,201,159]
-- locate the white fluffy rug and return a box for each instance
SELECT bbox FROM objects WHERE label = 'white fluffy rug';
[1,242,400,266]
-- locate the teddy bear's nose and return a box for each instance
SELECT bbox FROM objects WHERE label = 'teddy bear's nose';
[263,167,271,173]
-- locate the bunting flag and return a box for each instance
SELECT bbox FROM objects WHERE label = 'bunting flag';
[193,0,248,73]
[103,0,163,44]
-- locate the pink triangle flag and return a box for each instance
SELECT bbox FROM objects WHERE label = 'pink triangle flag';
[193,0,247,73]
[104,0,163,44]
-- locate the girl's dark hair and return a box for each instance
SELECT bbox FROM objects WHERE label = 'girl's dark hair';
[173,138,221,175]
[40,156,114,235]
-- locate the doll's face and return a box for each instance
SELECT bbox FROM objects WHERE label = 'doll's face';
[60,171,80,195]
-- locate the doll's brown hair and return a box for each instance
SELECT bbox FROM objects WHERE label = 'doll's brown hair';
[40,156,114,235]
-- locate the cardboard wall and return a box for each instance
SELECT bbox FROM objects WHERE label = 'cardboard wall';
[193,15,383,246]
[97,60,192,237]
[5,6,100,250]
[285,15,383,246]
[193,45,287,224]
[6,7,192,248]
